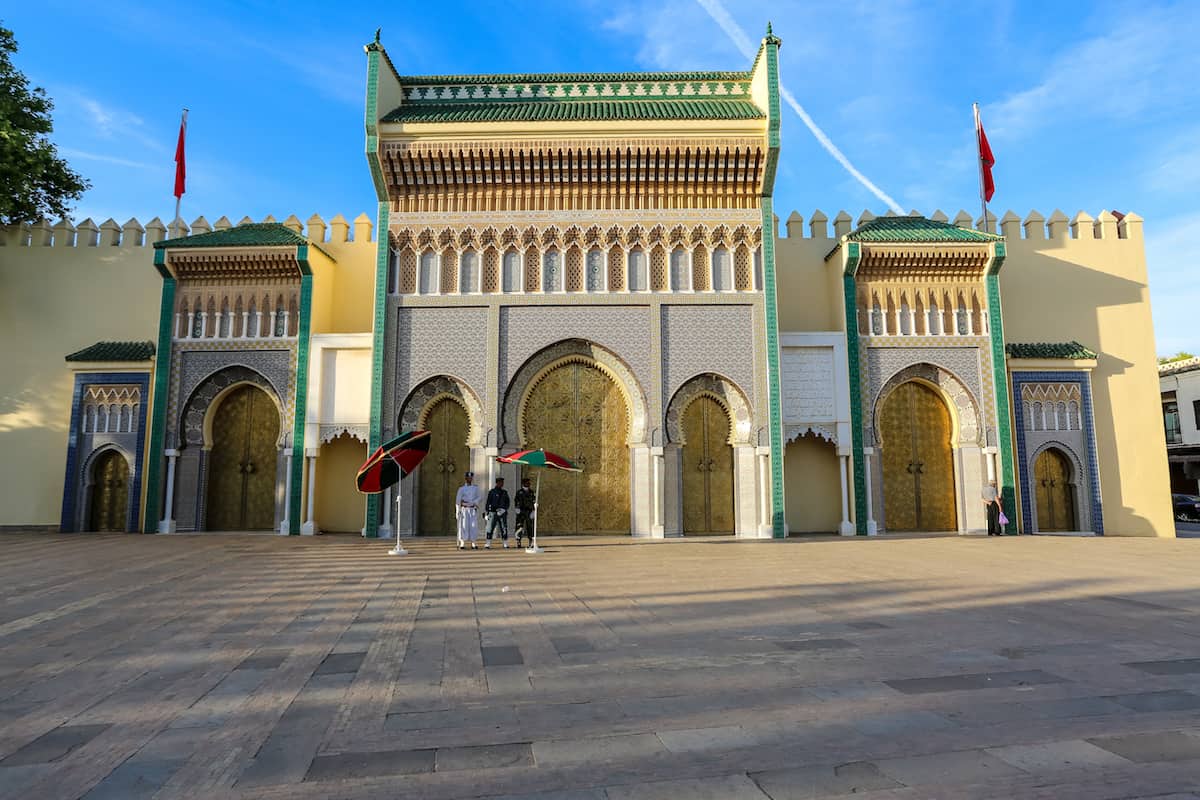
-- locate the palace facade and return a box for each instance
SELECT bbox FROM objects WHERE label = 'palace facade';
[0,28,1174,538]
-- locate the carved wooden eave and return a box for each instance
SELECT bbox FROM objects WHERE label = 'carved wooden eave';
[160,247,304,281]
[378,137,769,212]
[854,244,993,282]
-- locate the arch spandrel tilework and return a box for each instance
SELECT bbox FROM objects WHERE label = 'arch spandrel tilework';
[178,365,286,448]
[665,373,752,445]
[871,362,983,447]
[661,305,756,411]
[390,307,490,428]
[863,345,989,441]
[398,375,485,447]
[170,347,296,441]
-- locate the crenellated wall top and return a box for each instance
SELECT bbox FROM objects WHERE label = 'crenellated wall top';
[779,209,1142,242]
[0,213,377,248]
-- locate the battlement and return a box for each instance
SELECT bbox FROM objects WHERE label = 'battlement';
[778,209,1142,242]
[0,213,378,248]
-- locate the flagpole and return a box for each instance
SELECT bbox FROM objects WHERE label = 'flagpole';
[973,102,989,233]
[173,109,188,237]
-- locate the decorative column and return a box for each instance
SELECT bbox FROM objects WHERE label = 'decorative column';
[279,448,292,534]
[651,445,665,537]
[199,311,208,338]
[838,451,854,535]
[377,486,393,538]
[281,310,291,337]
[185,310,194,339]
[985,446,997,483]
[756,445,772,536]
[905,306,916,336]
[301,448,318,535]
[241,310,250,339]
[158,449,178,533]
[862,447,878,535]
[268,310,278,338]
[174,312,183,339]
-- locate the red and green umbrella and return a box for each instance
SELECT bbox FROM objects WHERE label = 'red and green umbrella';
[495,449,581,552]
[356,430,432,494]
[496,448,582,472]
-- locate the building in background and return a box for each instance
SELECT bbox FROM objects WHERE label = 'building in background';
[0,27,1175,537]
[1160,357,1200,498]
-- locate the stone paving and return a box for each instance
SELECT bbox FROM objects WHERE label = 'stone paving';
[2,531,1200,799]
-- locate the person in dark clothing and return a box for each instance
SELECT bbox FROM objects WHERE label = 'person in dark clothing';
[484,477,510,548]
[514,477,536,548]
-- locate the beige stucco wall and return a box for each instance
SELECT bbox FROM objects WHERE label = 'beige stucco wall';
[0,244,160,526]
[998,214,1173,536]
[784,434,841,533]
[774,224,842,332]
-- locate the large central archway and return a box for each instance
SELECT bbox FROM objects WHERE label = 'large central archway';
[521,359,630,534]
[206,384,279,531]
[879,380,957,531]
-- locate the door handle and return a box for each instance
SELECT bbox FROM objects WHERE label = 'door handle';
[915,462,924,474]
[906,462,914,474]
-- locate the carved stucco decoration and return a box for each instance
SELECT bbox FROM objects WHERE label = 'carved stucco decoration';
[784,424,837,445]
[503,339,648,447]
[319,424,370,444]
[871,362,983,447]
[398,375,486,447]
[178,365,285,448]
[665,373,753,445]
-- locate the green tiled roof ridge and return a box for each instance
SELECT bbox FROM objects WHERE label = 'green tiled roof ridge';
[66,341,156,362]
[155,223,310,250]
[1005,341,1098,360]
[846,216,1003,243]
[383,99,765,124]
[399,70,752,86]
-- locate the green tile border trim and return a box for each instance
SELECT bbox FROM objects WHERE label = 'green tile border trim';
[986,242,1018,531]
[761,32,784,537]
[363,43,387,538]
[142,252,175,532]
[842,243,868,534]
[287,248,314,535]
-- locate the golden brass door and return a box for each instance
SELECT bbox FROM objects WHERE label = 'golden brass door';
[1034,448,1076,531]
[88,450,129,531]
[880,382,957,531]
[418,398,469,536]
[206,385,279,530]
[523,361,629,534]
[681,396,735,534]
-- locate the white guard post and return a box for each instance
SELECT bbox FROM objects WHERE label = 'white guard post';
[388,478,408,555]
[525,471,544,554]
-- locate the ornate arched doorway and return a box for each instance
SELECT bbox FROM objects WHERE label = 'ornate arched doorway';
[88,450,129,531]
[522,360,630,534]
[880,381,957,531]
[418,397,470,536]
[206,384,279,530]
[680,396,734,534]
[1034,448,1076,531]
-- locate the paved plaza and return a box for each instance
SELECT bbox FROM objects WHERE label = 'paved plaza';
[3,532,1200,799]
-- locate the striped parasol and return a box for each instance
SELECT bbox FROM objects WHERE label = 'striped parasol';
[495,449,581,553]
[356,430,432,494]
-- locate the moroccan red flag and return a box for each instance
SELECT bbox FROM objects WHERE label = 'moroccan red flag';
[978,119,995,202]
[173,111,188,200]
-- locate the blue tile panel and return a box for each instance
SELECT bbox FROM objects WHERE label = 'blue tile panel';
[1010,370,1103,535]
[60,372,152,532]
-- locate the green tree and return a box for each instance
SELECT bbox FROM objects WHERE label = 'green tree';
[1159,352,1197,364]
[0,23,89,225]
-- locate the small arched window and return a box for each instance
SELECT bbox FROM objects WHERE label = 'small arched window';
[586,249,605,293]
[542,250,561,292]
[670,248,690,291]
[387,248,399,295]
[956,301,970,335]
[1069,400,1081,430]
[233,296,244,337]
[1024,402,1033,430]
[627,249,647,292]
[419,251,438,295]
[928,300,940,335]
[712,247,732,291]
[219,298,231,338]
[99,405,110,433]
[899,301,912,335]
[502,250,521,293]
[191,298,204,338]
[459,250,479,294]
[274,295,287,337]
[1056,402,1068,431]
[753,247,763,290]
[1032,402,1043,431]
[247,298,259,338]
[871,301,884,335]
[82,405,92,433]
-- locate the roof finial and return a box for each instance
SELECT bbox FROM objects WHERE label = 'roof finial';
[766,21,773,36]
[374,27,381,44]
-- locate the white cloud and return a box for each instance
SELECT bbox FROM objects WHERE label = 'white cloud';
[60,148,153,170]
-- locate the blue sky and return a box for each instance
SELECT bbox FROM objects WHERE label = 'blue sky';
[6,1,1199,354]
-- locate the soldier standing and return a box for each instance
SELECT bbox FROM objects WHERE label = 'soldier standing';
[455,471,481,549]
[514,477,536,548]
[484,476,510,548]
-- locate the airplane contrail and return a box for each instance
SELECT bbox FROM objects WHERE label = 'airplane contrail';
[694,0,905,214]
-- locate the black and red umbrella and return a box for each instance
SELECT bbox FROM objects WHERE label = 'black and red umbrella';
[495,448,581,553]
[356,430,432,494]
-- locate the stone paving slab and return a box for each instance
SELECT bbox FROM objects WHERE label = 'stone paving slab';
[3,532,1200,799]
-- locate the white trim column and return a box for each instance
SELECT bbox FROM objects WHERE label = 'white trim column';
[377,486,393,538]
[756,445,772,537]
[863,446,878,535]
[651,445,665,537]
[838,450,854,536]
[158,449,178,533]
[279,448,292,534]
[984,446,997,483]
[301,447,319,535]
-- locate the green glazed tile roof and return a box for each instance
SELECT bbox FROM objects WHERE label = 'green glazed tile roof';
[399,70,751,86]
[66,341,156,362]
[846,216,1002,243]
[154,223,310,250]
[1005,341,1098,360]
[383,99,765,124]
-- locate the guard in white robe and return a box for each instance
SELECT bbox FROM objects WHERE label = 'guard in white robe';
[455,472,482,549]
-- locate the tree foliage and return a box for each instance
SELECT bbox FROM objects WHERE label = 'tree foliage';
[1159,352,1197,364]
[0,23,89,225]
